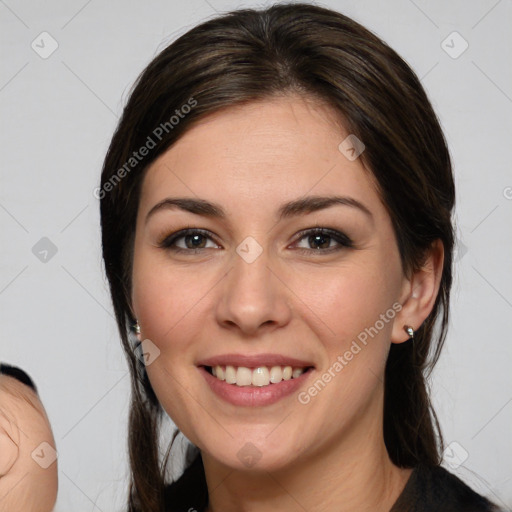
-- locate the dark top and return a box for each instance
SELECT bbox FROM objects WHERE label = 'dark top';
[165,452,504,512]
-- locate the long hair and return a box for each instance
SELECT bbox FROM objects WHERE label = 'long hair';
[99,3,455,510]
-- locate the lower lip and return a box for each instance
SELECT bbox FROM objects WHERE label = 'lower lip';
[198,366,313,407]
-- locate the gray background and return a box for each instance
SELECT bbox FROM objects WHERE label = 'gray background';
[1,0,511,510]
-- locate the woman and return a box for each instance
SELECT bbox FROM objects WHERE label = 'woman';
[98,3,503,511]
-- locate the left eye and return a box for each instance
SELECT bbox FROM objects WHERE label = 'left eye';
[292,228,354,252]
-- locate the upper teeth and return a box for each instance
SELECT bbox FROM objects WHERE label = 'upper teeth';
[211,365,307,387]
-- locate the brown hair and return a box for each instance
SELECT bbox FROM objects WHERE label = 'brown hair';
[100,3,455,510]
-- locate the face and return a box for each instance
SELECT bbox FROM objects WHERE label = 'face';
[131,95,409,472]
[0,376,58,511]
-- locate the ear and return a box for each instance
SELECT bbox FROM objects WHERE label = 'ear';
[127,295,142,341]
[133,319,142,342]
[391,239,445,344]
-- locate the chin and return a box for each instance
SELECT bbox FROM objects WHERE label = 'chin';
[199,430,306,474]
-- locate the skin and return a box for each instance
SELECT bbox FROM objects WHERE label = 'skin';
[0,375,58,512]
[131,95,444,512]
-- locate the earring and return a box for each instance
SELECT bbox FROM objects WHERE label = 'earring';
[133,322,141,335]
[403,325,415,341]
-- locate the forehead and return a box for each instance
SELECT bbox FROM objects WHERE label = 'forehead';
[139,95,382,218]
[0,375,43,417]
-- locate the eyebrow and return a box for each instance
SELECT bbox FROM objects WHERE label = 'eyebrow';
[145,195,373,224]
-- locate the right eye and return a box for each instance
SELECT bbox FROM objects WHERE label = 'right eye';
[158,228,221,253]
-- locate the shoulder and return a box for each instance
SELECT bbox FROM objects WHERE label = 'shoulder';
[164,455,507,512]
[164,452,208,512]
[391,463,505,512]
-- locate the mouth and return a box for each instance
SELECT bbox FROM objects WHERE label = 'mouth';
[201,364,315,387]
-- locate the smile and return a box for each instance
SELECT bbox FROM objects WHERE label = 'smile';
[198,366,314,407]
[205,364,312,386]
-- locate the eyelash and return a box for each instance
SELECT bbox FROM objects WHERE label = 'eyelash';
[158,227,354,255]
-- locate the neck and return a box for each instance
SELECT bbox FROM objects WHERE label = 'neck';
[201,391,413,512]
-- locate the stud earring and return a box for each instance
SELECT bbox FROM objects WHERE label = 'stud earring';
[403,325,415,341]
[133,322,141,335]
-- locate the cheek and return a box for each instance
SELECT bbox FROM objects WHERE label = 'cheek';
[296,264,400,433]
[131,254,214,427]
[302,259,400,349]
[132,263,203,432]
[131,249,208,344]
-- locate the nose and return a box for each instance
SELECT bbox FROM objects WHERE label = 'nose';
[215,246,292,336]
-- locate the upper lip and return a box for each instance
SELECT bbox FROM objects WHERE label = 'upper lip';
[197,353,315,369]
